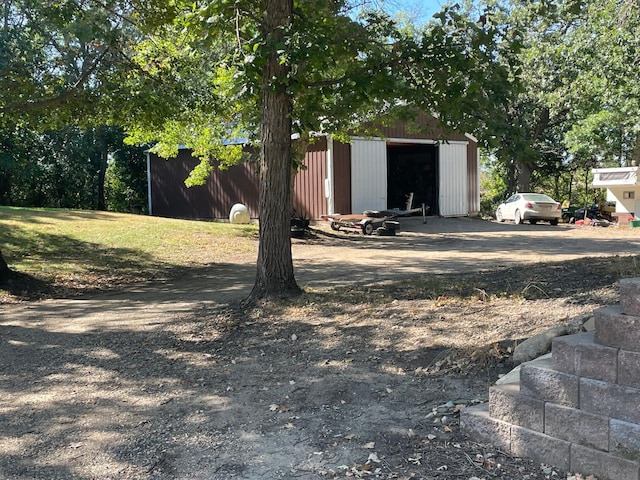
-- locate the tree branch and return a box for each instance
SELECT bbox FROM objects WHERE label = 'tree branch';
[0,46,110,114]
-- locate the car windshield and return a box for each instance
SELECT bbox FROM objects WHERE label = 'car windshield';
[522,194,555,203]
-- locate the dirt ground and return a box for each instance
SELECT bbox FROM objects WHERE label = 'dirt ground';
[2,217,640,480]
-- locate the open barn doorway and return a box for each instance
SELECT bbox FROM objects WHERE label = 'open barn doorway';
[386,144,438,215]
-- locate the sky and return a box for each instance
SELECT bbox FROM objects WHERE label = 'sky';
[381,0,447,23]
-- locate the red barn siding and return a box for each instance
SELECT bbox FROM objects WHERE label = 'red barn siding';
[148,112,478,220]
[378,111,470,142]
[149,149,259,219]
[293,138,327,219]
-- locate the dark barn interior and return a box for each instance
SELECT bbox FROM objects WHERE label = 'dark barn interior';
[386,144,438,215]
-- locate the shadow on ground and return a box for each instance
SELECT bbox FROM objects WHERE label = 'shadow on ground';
[1,216,634,478]
[0,298,517,479]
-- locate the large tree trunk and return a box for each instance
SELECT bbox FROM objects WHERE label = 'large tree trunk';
[96,126,109,211]
[250,0,301,300]
[0,249,12,284]
[516,160,534,192]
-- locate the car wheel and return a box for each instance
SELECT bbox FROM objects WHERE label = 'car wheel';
[514,210,522,225]
[330,221,340,231]
[496,208,504,222]
[362,222,374,235]
[550,219,558,226]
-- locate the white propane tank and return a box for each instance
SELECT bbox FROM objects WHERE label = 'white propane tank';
[229,203,250,224]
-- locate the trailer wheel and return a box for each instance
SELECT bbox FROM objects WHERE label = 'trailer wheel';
[382,220,400,231]
[362,222,374,235]
[376,227,396,236]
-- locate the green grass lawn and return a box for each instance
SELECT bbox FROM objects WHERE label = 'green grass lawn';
[3,206,640,306]
[0,207,258,297]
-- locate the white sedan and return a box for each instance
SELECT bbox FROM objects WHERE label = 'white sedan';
[495,193,562,225]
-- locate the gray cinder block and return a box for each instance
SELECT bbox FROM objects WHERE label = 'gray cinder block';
[552,332,619,383]
[520,357,579,408]
[594,306,640,352]
[489,384,545,432]
[571,443,640,480]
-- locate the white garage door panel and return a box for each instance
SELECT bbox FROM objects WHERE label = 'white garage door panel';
[439,143,468,217]
[351,139,387,213]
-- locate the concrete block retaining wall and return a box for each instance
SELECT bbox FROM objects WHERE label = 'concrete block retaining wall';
[461,278,640,480]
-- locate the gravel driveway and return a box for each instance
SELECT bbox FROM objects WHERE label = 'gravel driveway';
[1,216,639,480]
[294,216,640,288]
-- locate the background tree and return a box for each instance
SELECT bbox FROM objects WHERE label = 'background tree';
[473,0,578,197]
[104,141,149,214]
[123,0,516,299]
[563,0,640,168]
[478,0,640,212]
[0,0,516,296]
[0,0,143,280]
[0,125,146,210]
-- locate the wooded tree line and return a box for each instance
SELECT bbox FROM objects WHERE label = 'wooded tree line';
[477,0,640,210]
[0,125,147,212]
[1,0,639,297]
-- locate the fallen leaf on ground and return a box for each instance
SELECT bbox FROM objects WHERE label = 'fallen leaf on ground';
[367,453,380,463]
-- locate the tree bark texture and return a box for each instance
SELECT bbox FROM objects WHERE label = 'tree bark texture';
[517,160,534,193]
[0,249,12,284]
[97,127,109,211]
[250,0,301,299]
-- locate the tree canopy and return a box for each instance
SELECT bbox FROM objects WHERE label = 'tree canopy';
[0,0,520,296]
[118,0,516,298]
[122,1,515,177]
[477,0,640,207]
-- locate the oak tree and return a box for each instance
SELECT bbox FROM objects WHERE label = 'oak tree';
[0,0,514,298]
[123,0,514,299]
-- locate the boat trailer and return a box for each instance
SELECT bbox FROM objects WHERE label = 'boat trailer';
[322,212,401,235]
[321,194,429,236]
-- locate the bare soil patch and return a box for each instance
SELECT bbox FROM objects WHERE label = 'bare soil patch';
[2,218,639,479]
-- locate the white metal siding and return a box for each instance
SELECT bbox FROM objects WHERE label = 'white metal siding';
[439,143,468,216]
[351,139,387,213]
[326,136,335,214]
[469,146,481,213]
